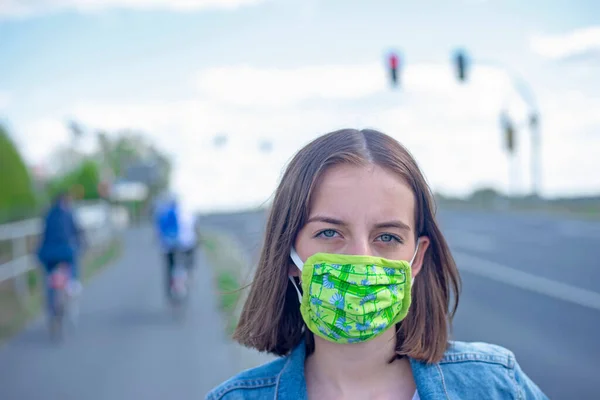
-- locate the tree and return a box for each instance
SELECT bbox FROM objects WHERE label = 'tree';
[47,159,101,201]
[96,130,171,197]
[469,187,503,208]
[72,160,101,200]
[0,125,37,222]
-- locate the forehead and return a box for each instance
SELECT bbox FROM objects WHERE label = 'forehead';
[309,163,415,228]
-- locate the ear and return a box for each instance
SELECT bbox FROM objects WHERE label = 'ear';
[411,236,430,279]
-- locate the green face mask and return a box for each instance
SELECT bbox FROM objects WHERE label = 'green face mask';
[289,244,419,344]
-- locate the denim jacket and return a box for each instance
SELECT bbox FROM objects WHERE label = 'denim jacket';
[206,340,548,399]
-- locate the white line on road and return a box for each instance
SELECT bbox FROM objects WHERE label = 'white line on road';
[454,251,600,312]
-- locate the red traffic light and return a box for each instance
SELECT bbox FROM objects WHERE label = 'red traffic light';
[389,53,399,70]
[387,52,400,88]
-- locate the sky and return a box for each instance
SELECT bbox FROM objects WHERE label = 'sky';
[1,0,599,212]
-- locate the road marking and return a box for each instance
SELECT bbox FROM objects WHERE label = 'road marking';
[454,251,600,312]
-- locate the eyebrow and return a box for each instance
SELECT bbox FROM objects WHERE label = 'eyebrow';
[374,221,411,231]
[306,215,348,227]
[306,215,411,231]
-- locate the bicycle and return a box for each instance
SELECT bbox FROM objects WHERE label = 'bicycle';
[47,263,71,341]
[168,247,197,320]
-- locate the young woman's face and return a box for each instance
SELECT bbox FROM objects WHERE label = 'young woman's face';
[294,163,429,278]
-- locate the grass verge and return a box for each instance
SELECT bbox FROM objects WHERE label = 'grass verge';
[0,238,123,344]
[199,231,249,336]
[437,199,600,220]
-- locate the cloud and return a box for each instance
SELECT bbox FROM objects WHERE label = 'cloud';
[0,0,267,18]
[15,61,600,211]
[530,26,600,60]
[195,62,512,110]
[16,118,70,163]
[196,64,384,108]
[62,64,531,210]
[541,90,600,134]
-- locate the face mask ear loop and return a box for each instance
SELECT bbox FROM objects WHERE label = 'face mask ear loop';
[289,248,304,302]
[409,239,421,288]
[409,239,421,267]
[290,248,304,271]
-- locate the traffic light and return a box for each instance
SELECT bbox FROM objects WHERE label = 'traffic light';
[506,123,515,153]
[213,133,228,148]
[529,113,539,129]
[259,140,272,153]
[500,112,516,153]
[454,50,468,83]
[387,52,400,88]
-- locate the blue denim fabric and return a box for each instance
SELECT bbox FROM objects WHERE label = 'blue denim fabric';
[206,340,548,400]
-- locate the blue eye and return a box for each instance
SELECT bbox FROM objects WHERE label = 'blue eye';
[378,234,401,243]
[317,229,338,238]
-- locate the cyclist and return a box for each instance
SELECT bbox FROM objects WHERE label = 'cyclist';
[154,192,181,298]
[37,191,85,324]
[177,200,198,274]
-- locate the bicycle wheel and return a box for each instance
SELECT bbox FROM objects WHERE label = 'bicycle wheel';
[48,266,69,341]
[50,289,66,341]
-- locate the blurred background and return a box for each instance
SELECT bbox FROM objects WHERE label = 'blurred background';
[0,0,599,399]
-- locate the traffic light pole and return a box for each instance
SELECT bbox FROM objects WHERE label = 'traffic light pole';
[529,113,541,199]
[480,60,541,199]
[509,151,519,198]
[501,111,518,197]
[387,51,542,197]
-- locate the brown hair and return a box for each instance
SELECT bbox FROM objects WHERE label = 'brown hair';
[233,128,461,364]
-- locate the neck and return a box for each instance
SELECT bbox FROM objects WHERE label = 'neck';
[305,329,415,395]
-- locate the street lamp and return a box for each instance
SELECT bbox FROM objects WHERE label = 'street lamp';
[213,133,228,149]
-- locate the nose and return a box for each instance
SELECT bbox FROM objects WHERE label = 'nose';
[345,237,373,257]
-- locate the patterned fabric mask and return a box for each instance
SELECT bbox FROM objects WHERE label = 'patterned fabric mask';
[289,244,419,344]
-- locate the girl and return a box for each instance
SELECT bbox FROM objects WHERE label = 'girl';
[207,129,547,399]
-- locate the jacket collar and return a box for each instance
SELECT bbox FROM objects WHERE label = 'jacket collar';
[277,340,448,400]
[276,340,308,400]
[409,358,450,400]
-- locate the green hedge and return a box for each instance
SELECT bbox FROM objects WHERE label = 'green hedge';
[0,125,37,223]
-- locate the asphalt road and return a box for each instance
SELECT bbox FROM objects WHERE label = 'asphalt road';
[1,209,598,399]
[0,226,239,400]
[199,208,600,400]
